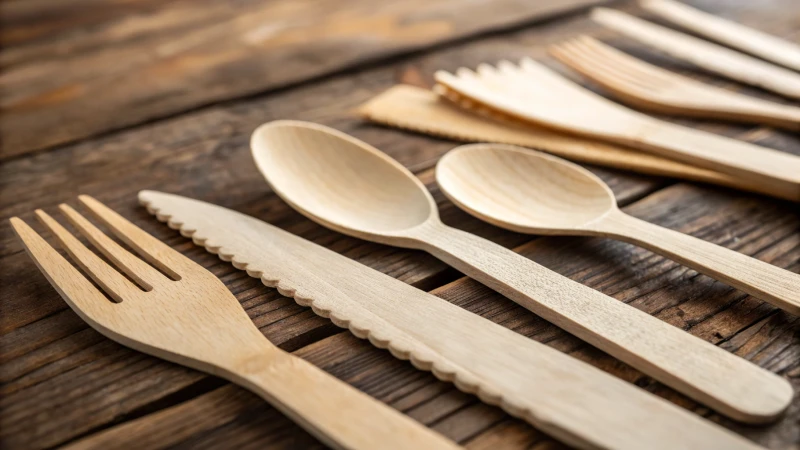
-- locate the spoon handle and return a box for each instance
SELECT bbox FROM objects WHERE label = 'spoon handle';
[592,210,800,316]
[410,221,792,424]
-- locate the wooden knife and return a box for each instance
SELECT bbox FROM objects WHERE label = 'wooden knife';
[138,190,766,450]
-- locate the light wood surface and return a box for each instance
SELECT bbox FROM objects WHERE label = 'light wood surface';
[640,0,800,72]
[358,85,767,192]
[550,36,800,130]
[9,196,460,450]
[590,7,800,99]
[138,190,768,450]
[5,1,800,448]
[434,59,800,201]
[436,144,800,315]
[249,120,793,425]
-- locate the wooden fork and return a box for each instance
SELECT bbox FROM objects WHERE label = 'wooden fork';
[550,36,800,130]
[590,8,800,100]
[8,195,459,450]
[434,60,800,202]
[641,0,800,72]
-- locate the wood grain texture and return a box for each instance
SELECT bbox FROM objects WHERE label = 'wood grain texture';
[434,59,800,201]
[550,36,800,130]
[2,0,800,448]
[0,0,604,159]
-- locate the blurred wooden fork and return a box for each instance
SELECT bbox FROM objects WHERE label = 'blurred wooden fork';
[435,59,800,201]
[9,195,459,450]
[550,36,800,131]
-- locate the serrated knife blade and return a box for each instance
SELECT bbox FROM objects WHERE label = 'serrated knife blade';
[137,190,762,450]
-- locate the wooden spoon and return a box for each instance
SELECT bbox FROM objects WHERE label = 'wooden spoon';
[250,120,793,425]
[436,143,800,316]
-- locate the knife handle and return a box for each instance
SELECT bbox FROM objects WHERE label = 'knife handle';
[410,221,792,425]
[228,347,460,450]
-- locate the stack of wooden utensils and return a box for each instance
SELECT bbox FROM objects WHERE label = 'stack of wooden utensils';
[9,1,800,449]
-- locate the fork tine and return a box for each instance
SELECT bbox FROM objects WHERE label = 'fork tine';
[60,204,166,291]
[36,210,138,303]
[577,36,676,84]
[77,195,184,280]
[551,39,655,94]
[10,217,116,318]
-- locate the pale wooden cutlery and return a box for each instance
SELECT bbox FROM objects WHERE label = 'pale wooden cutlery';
[360,85,748,188]
[591,8,800,99]
[434,59,800,202]
[250,120,792,425]
[9,196,460,450]
[360,85,793,199]
[139,191,767,450]
[437,144,800,316]
[551,36,800,130]
[641,0,800,72]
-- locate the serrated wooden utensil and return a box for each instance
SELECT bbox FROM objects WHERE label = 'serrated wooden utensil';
[640,0,800,72]
[550,36,800,130]
[437,143,800,316]
[9,196,460,450]
[590,7,800,99]
[139,190,767,450]
[434,59,800,202]
[250,120,792,426]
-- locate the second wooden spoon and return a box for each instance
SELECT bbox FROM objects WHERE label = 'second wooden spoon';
[436,144,800,316]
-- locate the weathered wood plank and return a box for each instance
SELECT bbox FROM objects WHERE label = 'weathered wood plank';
[0,0,606,159]
[64,182,800,450]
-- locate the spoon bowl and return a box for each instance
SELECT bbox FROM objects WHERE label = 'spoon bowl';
[251,121,437,241]
[437,144,616,234]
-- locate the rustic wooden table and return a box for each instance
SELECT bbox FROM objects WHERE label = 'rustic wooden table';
[2,0,799,448]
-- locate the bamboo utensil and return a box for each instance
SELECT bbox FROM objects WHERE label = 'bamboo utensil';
[9,196,460,450]
[250,120,792,425]
[550,36,800,130]
[434,59,800,201]
[640,0,800,72]
[590,7,800,99]
[359,85,793,199]
[360,85,742,184]
[436,143,800,315]
[139,191,766,450]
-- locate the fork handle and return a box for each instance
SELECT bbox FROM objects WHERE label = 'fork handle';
[631,120,800,202]
[410,221,792,425]
[591,209,800,316]
[230,348,460,450]
[721,96,800,131]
